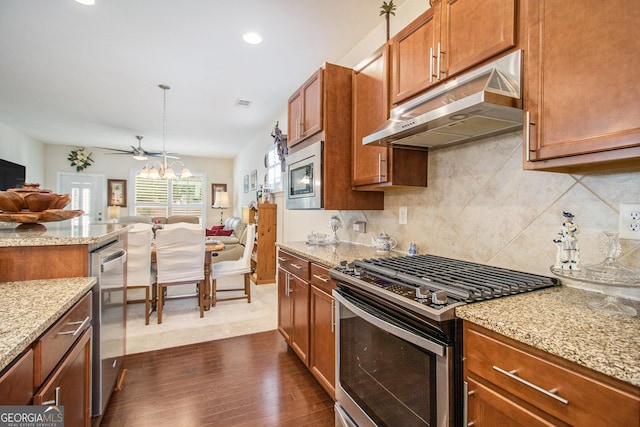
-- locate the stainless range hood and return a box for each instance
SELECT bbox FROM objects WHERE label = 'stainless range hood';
[363,50,523,148]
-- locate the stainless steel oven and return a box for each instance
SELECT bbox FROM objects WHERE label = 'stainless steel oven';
[333,287,458,427]
[286,141,322,209]
[330,254,559,427]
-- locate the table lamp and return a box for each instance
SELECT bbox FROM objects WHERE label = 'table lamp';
[212,191,229,224]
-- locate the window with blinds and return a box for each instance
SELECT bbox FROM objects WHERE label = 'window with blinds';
[264,144,283,192]
[133,175,205,221]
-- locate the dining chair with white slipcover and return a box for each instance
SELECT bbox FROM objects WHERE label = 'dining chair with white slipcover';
[126,223,156,325]
[210,223,256,305]
[154,225,206,324]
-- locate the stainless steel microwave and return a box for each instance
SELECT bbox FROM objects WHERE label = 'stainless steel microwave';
[286,141,322,209]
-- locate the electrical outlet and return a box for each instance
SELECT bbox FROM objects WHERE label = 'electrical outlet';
[619,203,640,240]
[399,206,407,225]
[353,221,367,233]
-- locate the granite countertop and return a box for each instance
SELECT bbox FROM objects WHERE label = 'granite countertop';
[0,222,131,247]
[279,241,639,388]
[277,241,400,268]
[456,286,640,387]
[0,277,96,371]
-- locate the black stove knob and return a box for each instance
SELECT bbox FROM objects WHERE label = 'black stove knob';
[432,290,448,305]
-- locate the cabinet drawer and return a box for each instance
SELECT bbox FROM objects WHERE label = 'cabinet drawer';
[310,263,336,295]
[277,250,310,280]
[34,292,92,387]
[465,324,640,426]
[0,349,33,405]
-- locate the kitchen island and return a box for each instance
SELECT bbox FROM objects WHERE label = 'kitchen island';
[0,221,131,281]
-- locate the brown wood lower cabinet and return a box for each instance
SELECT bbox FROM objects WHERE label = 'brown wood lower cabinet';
[464,321,640,427]
[0,349,34,405]
[34,328,92,427]
[277,249,336,399]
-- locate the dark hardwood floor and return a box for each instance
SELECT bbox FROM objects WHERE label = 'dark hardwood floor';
[100,330,335,427]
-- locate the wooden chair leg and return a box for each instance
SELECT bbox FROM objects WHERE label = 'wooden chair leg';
[211,278,217,307]
[144,286,150,326]
[244,273,251,303]
[157,283,163,324]
[199,279,204,318]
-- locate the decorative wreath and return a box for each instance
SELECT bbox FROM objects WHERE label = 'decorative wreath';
[68,148,94,172]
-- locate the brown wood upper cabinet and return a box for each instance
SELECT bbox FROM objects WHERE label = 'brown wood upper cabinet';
[287,69,323,148]
[352,43,428,191]
[391,0,517,106]
[523,0,640,171]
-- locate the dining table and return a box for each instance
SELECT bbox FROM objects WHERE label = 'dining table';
[151,240,225,311]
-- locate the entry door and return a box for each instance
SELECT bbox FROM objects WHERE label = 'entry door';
[57,173,106,223]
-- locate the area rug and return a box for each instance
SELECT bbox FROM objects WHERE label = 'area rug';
[125,277,278,354]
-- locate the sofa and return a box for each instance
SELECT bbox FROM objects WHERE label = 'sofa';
[209,217,250,263]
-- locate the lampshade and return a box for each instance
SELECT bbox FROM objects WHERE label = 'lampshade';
[242,206,250,224]
[107,206,120,221]
[213,191,230,208]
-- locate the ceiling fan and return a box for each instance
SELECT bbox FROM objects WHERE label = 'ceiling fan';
[97,135,178,161]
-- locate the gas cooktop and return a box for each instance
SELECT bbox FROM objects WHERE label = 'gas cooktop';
[330,253,559,321]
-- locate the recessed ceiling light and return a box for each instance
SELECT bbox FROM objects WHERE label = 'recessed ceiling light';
[242,32,262,45]
[74,0,96,5]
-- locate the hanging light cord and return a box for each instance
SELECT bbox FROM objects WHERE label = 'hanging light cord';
[159,84,170,169]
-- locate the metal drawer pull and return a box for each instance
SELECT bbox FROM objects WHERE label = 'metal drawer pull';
[290,263,303,270]
[58,316,91,337]
[312,274,330,283]
[42,387,61,406]
[277,256,287,262]
[493,365,569,405]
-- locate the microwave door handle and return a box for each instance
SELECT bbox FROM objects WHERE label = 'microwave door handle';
[101,250,127,273]
[334,292,447,357]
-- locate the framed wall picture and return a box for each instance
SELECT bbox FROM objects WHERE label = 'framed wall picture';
[211,183,227,207]
[108,179,127,207]
[243,175,249,193]
[250,169,257,191]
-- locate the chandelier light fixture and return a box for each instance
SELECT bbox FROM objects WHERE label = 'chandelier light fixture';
[138,84,192,180]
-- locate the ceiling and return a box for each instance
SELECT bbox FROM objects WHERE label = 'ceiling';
[0,0,393,159]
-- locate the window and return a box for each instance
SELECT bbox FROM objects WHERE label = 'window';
[133,174,205,222]
[264,144,283,192]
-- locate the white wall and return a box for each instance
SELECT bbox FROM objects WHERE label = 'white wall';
[0,122,45,185]
[42,144,233,229]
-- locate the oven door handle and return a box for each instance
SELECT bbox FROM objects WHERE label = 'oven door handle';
[334,291,447,357]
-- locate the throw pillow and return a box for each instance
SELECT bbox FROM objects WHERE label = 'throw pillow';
[215,229,234,237]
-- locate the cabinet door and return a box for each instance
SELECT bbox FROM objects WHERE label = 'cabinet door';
[524,0,640,168]
[287,90,303,147]
[466,378,559,427]
[391,5,440,105]
[290,274,310,365]
[302,69,323,140]
[353,44,390,187]
[310,286,336,399]
[441,0,516,77]
[277,268,292,342]
[34,328,92,427]
[0,349,33,405]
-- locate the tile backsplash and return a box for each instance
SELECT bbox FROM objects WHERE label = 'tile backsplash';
[337,131,640,300]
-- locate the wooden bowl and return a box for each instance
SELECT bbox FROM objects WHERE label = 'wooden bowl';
[52,194,71,209]
[23,192,60,212]
[0,191,26,212]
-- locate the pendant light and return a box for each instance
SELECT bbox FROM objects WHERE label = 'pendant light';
[138,84,192,179]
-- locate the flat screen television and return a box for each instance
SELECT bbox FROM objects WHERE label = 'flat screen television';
[0,159,26,190]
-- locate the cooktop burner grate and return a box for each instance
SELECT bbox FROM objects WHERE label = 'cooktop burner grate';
[354,253,558,302]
